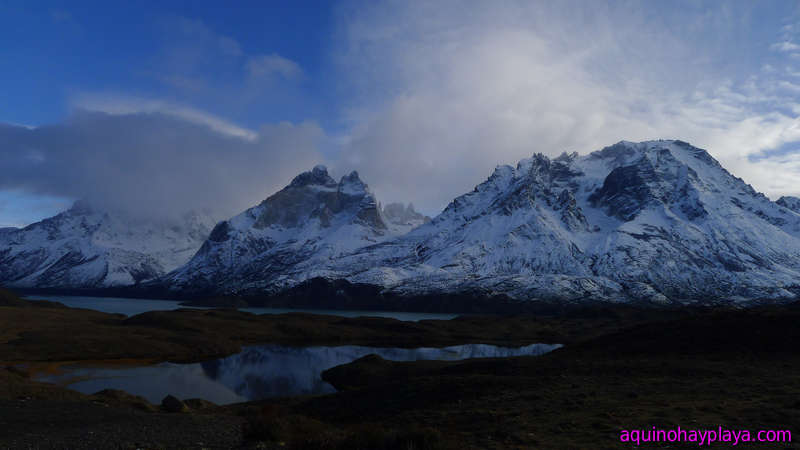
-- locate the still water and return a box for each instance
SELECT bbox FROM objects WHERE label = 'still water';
[38,343,562,405]
[24,295,460,322]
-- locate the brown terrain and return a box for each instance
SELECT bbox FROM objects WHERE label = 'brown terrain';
[1,288,799,449]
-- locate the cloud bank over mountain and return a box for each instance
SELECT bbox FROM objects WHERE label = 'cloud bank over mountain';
[333,0,800,213]
[2,1,800,224]
[0,111,323,221]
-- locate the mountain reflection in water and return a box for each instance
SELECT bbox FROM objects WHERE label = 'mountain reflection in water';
[39,343,562,405]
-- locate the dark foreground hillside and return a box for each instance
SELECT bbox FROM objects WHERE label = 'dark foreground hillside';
[1,289,798,449]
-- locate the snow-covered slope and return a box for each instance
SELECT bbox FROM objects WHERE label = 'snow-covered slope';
[778,196,800,214]
[166,166,405,294]
[0,201,214,288]
[333,140,800,304]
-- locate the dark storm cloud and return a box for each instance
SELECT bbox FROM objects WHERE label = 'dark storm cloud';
[0,111,324,221]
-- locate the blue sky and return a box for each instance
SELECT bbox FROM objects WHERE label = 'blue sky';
[0,1,336,128]
[3,1,800,226]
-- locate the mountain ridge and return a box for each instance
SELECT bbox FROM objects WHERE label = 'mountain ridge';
[4,139,800,307]
[169,139,800,305]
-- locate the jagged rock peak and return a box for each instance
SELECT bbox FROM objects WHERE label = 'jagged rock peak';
[382,202,431,226]
[341,170,361,182]
[516,153,550,172]
[554,151,579,162]
[490,164,514,177]
[289,165,337,188]
[339,170,369,194]
[777,196,800,213]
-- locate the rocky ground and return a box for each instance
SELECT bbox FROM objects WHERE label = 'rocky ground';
[1,289,799,449]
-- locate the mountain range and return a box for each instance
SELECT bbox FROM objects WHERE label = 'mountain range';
[0,202,215,288]
[3,140,800,307]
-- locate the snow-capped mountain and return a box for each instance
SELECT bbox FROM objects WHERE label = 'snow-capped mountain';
[172,140,800,305]
[381,202,431,234]
[0,201,215,288]
[8,140,800,305]
[335,140,800,303]
[165,165,406,294]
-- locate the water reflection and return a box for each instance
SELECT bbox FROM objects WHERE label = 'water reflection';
[39,343,562,405]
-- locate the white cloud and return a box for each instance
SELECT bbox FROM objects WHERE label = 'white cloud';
[73,94,259,140]
[771,41,800,52]
[2,17,315,225]
[247,54,305,80]
[331,1,800,213]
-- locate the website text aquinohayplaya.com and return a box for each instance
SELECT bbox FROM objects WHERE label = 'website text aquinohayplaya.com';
[620,426,791,446]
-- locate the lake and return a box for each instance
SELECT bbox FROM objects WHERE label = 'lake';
[37,343,562,405]
[24,294,460,321]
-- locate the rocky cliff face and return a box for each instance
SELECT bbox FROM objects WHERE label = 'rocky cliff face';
[0,202,214,288]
